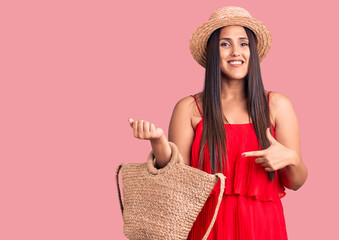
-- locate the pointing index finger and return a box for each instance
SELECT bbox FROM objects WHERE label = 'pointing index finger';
[242,150,265,157]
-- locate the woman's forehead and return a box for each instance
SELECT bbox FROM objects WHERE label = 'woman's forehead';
[220,25,247,38]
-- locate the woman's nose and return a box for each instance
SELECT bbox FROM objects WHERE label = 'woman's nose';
[231,46,240,56]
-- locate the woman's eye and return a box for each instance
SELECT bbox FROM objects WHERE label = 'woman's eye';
[221,42,248,47]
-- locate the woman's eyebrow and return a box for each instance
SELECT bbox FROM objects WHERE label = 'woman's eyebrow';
[219,37,248,41]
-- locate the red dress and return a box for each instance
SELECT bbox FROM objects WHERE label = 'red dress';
[187,91,288,240]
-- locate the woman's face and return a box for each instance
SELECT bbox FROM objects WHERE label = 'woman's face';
[219,25,250,80]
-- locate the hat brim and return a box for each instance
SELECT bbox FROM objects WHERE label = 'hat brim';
[189,16,272,68]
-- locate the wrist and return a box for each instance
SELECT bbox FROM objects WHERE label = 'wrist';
[150,134,166,145]
[288,149,299,167]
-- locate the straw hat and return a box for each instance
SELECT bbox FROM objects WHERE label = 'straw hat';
[189,6,272,68]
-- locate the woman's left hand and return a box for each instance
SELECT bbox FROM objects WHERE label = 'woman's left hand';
[241,128,297,172]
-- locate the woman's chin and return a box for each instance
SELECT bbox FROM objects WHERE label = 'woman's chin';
[222,74,247,81]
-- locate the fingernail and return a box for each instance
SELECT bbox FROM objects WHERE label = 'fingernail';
[241,153,245,157]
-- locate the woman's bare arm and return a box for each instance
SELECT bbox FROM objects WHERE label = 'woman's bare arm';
[271,92,308,190]
[150,134,171,168]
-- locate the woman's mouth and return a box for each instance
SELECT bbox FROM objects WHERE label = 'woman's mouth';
[228,60,244,67]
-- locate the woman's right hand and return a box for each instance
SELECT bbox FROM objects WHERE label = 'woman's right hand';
[129,118,171,168]
[128,118,164,141]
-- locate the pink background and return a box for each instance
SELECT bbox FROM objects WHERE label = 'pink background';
[1,0,337,239]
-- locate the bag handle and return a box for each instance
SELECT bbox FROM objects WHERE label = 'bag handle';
[116,164,124,215]
[202,173,226,240]
[146,141,185,175]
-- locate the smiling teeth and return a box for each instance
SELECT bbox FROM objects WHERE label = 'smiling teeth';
[229,61,242,64]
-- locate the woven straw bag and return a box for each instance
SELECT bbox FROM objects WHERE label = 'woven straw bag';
[116,141,226,240]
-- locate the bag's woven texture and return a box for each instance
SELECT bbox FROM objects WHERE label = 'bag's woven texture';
[116,141,226,240]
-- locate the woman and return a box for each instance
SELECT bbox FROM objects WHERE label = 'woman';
[128,6,307,240]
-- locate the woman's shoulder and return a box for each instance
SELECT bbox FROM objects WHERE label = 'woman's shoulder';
[173,93,199,109]
[173,92,203,110]
[172,93,203,130]
[267,90,293,108]
[266,90,294,127]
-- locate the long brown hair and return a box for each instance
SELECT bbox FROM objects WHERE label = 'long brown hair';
[197,26,275,181]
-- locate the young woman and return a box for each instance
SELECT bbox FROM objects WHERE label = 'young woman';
[128,6,307,240]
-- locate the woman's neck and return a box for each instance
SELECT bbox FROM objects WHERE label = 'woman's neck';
[220,77,246,100]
